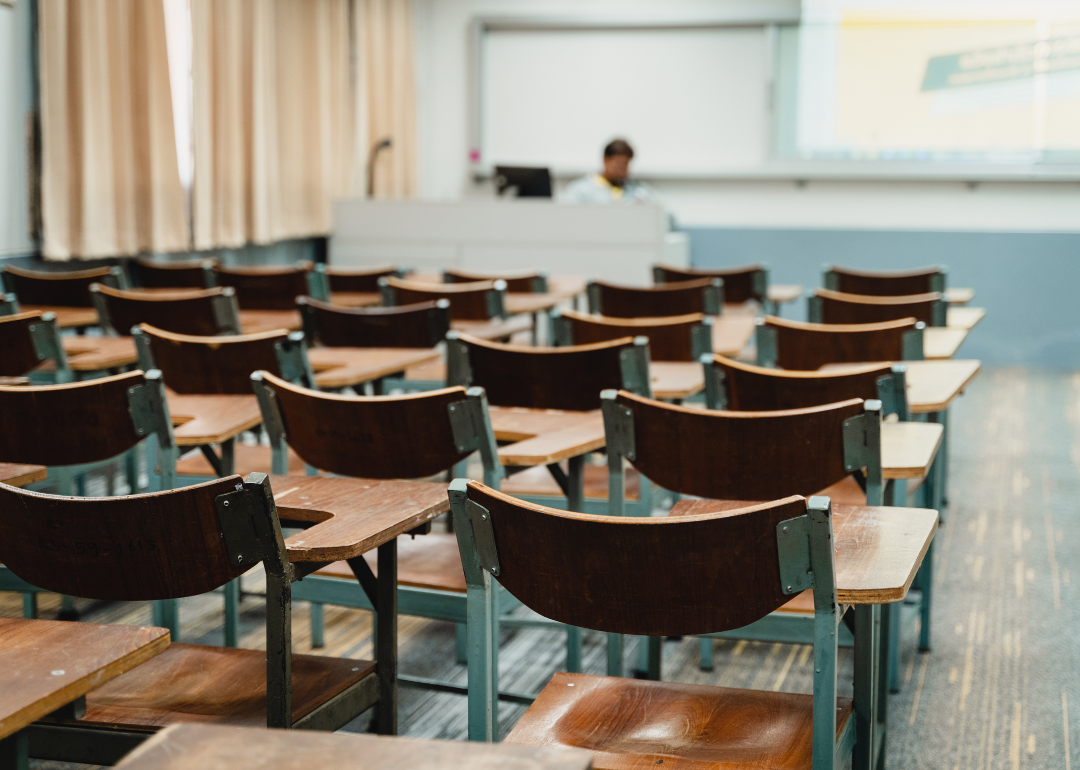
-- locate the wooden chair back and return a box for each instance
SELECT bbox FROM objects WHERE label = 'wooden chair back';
[297,296,449,348]
[91,284,241,337]
[213,262,313,310]
[810,288,945,326]
[133,257,216,289]
[443,267,547,293]
[825,264,945,297]
[135,324,311,395]
[2,264,124,307]
[313,264,401,295]
[381,276,506,320]
[587,277,722,318]
[653,263,766,305]
[0,312,69,379]
[0,474,278,602]
[450,480,832,636]
[252,371,501,485]
[447,332,651,411]
[758,316,923,371]
[552,308,710,362]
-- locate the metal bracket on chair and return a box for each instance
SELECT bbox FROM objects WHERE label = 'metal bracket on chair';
[843,413,873,473]
[755,320,778,368]
[807,294,824,323]
[703,279,724,316]
[586,282,601,314]
[486,280,508,320]
[216,484,271,569]
[448,387,504,487]
[531,273,549,293]
[28,314,69,372]
[702,353,726,410]
[106,265,128,290]
[549,309,573,347]
[930,268,946,293]
[753,267,769,302]
[252,373,289,475]
[378,277,396,307]
[89,287,115,335]
[448,399,479,453]
[776,515,814,595]
[902,322,925,361]
[877,365,909,421]
[466,498,500,577]
[127,370,176,448]
[620,337,652,398]
[427,299,452,346]
[212,288,243,335]
[823,266,839,291]
[132,328,156,371]
[690,318,713,361]
[306,266,331,302]
[445,332,473,388]
[276,331,316,389]
[931,300,947,328]
[843,400,883,505]
[602,395,636,462]
[0,292,18,315]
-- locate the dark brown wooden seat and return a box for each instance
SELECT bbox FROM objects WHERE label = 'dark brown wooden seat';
[811,288,945,326]
[213,262,313,310]
[380,276,506,321]
[316,264,400,294]
[552,308,709,361]
[825,264,945,296]
[314,534,466,593]
[443,266,546,293]
[707,354,893,411]
[297,296,449,348]
[587,277,722,318]
[0,311,69,380]
[0,474,378,761]
[91,284,241,337]
[653,263,766,304]
[133,257,215,289]
[446,332,650,411]
[2,264,124,308]
[758,316,923,371]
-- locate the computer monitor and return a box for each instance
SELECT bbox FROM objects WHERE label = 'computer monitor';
[494,166,552,198]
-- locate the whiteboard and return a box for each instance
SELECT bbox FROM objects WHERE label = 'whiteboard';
[479,26,770,176]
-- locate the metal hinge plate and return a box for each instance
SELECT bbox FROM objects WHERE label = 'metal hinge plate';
[776,515,814,595]
[216,486,270,568]
[843,413,871,472]
[467,499,500,577]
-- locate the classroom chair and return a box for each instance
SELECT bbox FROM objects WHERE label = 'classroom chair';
[2,264,126,308]
[757,316,925,370]
[132,257,217,289]
[212,261,314,310]
[551,307,712,361]
[0,473,379,765]
[809,288,946,327]
[451,480,854,770]
[380,276,508,321]
[0,311,72,384]
[305,263,404,300]
[443,266,548,293]
[824,264,946,296]
[91,284,242,337]
[653,262,769,307]
[297,296,450,349]
[1,292,19,315]
[587,276,722,317]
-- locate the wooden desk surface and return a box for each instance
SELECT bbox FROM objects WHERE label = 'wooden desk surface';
[946,306,985,331]
[62,336,138,371]
[115,723,594,770]
[766,284,803,305]
[18,305,98,329]
[452,316,533,342]
[0,618,169,741]
[712,312,757,357]
[821,359,982,414]
[924,327,969,360]
[270,476,450,563]
[650,362,704,401]
[307,347,441,389]
[669,501,938,604]
[0,463,47,487]
[329,291,380,308]
[167,393,263,446]
[490,407,606,467]
[0,377,29,387]
[944,287,974,305]
[882,421,943,479]
[238,310,303,334]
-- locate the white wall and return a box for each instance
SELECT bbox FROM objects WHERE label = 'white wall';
[0,0,36,258]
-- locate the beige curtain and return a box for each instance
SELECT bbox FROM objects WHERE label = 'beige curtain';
[190,0,355,250]
[355,0,417,198]
[39,0,189,260]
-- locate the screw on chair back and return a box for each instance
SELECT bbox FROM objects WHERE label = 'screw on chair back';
[134,324,312,395]
[824,264,945,297]
[810,288,946,327]
[653,263,766,305]
[447,332,651,411]
[0,311,69,380]
[91,284,241,337]
[380,276,507,321]
[297,296,450,349]
[133,257,217,289]
[551,308,711,362]
[757,316,924,371]
[2,264,125,307]
[706,354,908,419]
[212,262,313,310]
[310,263,402,295]
[251,371,502,487]
[443,267,547,293]
[587,277,722,318]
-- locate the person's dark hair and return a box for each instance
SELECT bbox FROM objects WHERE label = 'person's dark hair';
[604,139,634,159]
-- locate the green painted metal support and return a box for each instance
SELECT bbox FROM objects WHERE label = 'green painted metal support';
[310,602,325,648]
[223,579,240,648]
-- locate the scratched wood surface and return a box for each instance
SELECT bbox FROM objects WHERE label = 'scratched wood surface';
[0,462,46,487]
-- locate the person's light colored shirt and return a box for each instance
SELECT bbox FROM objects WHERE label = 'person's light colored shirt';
[562,174,654,203]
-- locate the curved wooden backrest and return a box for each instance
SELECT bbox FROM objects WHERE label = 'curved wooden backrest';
[0,371,147,465]
[255,371,471,478]
[713,355,890,411]
[765,316,917,371]
[213,261,313,310]
[590,277,719,318]
[558,308,705,361]
[0,476,249,601]
[654,263,764,304]
[452,333,641,411]
[815,288,941,326]
[140,324,287,394]
[383,276,501,320]
[323,264,399,293]
[0,312,44,377]
[461,481,807,635]
[829,265,942,296]
[134,257,215,289]
[297,296,449,348]
[615,389,862,499]
[2,264,116,307]
[443,267,543,293]
[92,284,237,336]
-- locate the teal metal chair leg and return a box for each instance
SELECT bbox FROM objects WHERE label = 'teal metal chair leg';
[310,602,325,649]
[125,445,140,493]
[466,577,497,741]
[58,595,78,621]
[699,637,714,671]
[456,622,467,663]
[223,579,240,648]
[21,593,37,619]
[646,636,662,680]
[606,632,623,677]
[918,540,934,651]
[566,626,582,673]
[0,730,29,770]
[152,599,180,641]
[886,602,901,693]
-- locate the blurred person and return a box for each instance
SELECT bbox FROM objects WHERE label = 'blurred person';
[563,138,654,203]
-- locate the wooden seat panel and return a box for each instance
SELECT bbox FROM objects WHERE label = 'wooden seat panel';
[504,672,853,770]
[502,463,642,502]
[176,444,311,477]
[315,532,466,593]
